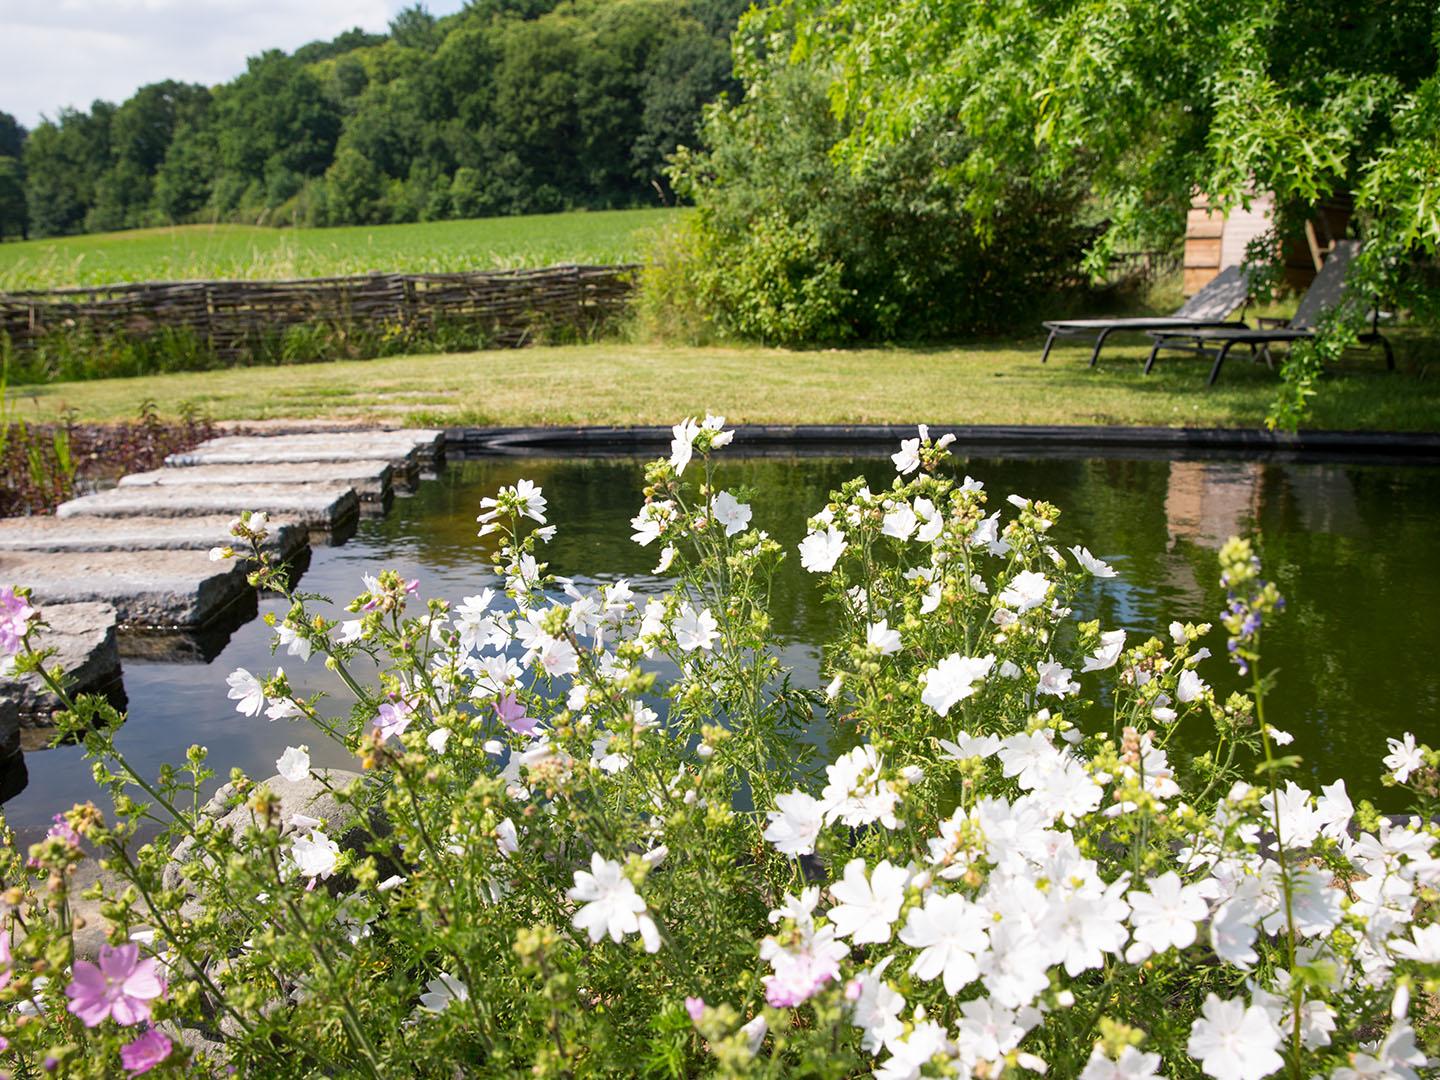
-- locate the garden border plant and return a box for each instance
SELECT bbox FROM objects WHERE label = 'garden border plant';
[0,420,1437,1077]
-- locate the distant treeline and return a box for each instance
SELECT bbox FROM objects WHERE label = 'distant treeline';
[0,0,748,240]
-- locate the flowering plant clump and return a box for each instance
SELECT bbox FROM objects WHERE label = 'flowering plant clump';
[0,420,1438,1078]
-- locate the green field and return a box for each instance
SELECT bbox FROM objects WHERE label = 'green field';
[0,208,681,290]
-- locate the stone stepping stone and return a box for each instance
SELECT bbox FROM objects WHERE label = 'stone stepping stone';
[55,483,360,531]
[166,429,444,472]
[0,514,308,561]
[0,550,252,629]
[120,460,396,503]
[0,602,122,758]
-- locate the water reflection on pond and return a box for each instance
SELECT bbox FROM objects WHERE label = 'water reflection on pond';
[6,450,1438,844]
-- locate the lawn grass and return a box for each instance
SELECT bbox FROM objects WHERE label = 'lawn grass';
[5,335,1434,432]
[0,208,681,290]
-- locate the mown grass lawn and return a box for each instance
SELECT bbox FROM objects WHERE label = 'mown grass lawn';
[0,208,681,290]
[5,335,1435,431]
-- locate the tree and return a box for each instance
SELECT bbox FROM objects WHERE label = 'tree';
[772,0,1440,422]
[0,157,26,239]
[0,110,24,160]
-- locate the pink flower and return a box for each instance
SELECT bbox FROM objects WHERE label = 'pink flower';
[373,698,415,743]
[47,813,82,849]
[495,692,537,735]
[404,579,420,595]
[0,586,35,655]
[64,943,165,1027]
[120,1028,172,1075]
[685,996,706,1023]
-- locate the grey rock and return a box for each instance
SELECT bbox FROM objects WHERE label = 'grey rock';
[0,550,252,628]
[120,460,395,502]
[56,483,360,530]
[0,514,308,560]
[0,602,120,757]
[167,429,443,470]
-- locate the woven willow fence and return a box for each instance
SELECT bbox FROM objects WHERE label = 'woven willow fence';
[0,264,640,360]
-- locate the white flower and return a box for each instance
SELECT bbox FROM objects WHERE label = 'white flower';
[1187,994,1284,1080]
[1080,1046,1166,1079]
[1390,923,1440,964]
[822,745,901,829]
[799,526,847,573]
[427,727,451,753]
[1069,545,1117,578]
[275,622,313,662]
[891,436,922,475]
[1177,669,1209,703]
[337,619,364,644]
[866,620,902,656]
[630,501,672,546]
[290,829,340,881]
[881,502,917,540]
[998,570,1051,612]
[275,745,310,783]
[828,859,908,944]
[850,960,905,1053]
[764,791,826,856]
[226,668,265,717]
[1083,629,1127,671]
[568,853,659,951]
[673,603,719,652]
[913,497,944,543]
[536,637,579,678]
[1126,871,1211,961]
[669,417,701,475]
[971,511,1010,556]
[825,673,843,700]
[654,544,677,573]
[1384,733,1424,784]
[898,891,987,993]
[711,491,752,536]
[418,972,469,1013]
[919,653,995,716]
[1035,659,1079,697]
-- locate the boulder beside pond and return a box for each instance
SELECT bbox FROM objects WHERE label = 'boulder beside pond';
[0,601,121,758]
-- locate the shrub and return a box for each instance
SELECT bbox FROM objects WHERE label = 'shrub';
[1,422,1437,1077]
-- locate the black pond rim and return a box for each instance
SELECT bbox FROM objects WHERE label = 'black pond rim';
[442,424,1440,466]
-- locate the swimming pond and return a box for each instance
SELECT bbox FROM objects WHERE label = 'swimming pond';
[5,449,1437,843]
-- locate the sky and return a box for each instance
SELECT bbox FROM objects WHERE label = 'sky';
[0,0,469,128]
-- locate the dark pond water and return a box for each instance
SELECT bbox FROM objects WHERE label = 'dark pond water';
[5,450,1439,843]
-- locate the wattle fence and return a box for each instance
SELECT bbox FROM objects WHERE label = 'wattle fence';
[0,263,640,361]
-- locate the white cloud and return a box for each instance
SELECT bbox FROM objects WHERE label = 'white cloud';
[0,0,468,128]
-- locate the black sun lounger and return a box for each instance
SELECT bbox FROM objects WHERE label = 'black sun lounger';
[1039,264,1251,367]
[1142,240,1393,385]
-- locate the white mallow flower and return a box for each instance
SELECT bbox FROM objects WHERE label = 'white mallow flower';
[866,620,902,656]
[427,727,451,753]
[418,972,469,1013]
[337,619,365,644]
[711,491,752,536]
[1177,668,1209,703]
[881,501,917,540]
[876,1020,952,1080]
[1126,871,1211,962]
[913,497,944,543]
[673,603,719,652]
[275,622,312,662]
[1186,994,1284,1080]
[764,791,826,856]
[275,745,310,783]
[898,891,988,993]
[828,859,909,944]
[821,745,901,829]
[630,500,673,546]
[849,960,905,1053]
[290,829,340,881]
[798,525,847,573]
[1069,545,1118,578]
[998,569,1051,612]
[891,436,923,475]
[1083,629,1127,671]
[1079,1046,1166,1079]
[919,652,996,716]
[226,668,265,717]
[669,417,701,475]
[1035,659,1079,697]
[568,853,661,952]
[653,544,677,573]
[1384,732,1424,784]
[1389,923,1440,963]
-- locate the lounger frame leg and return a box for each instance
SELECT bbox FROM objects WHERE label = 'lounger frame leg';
[1039,328,1058,364]
[1088,327,1114,368]
[1143,338,1164,375]
[1207,341,1237,386]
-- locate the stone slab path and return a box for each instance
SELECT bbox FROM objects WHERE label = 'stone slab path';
[0,602,121,756]
[56,483,360,530]
[0,514,308,560]
[119,460,397,503]
[0,428,449,759]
